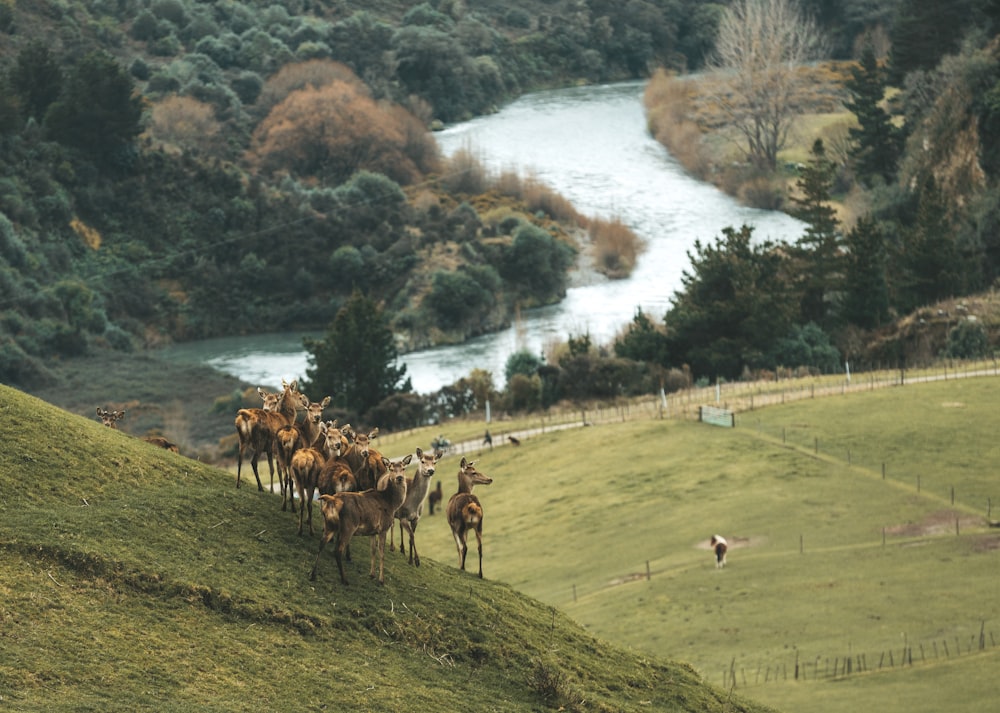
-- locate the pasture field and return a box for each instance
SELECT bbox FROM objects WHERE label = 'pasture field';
[409,376,1000,713]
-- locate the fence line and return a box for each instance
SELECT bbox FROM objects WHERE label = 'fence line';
[722,620,997,690]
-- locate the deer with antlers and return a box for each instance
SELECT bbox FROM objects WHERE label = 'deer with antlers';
[447,458,493,578]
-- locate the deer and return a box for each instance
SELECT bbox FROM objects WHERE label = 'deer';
[234,379,299,492]
[310,455,411,586]
[274,396,331,511]
[288,421,346,536]
[427,481,443,515]
[340,426,383,491]
[446,458,493,578]
[98,407,180,453]
[390,447,443,566]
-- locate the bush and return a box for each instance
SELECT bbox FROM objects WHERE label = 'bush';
[943,318,991,359]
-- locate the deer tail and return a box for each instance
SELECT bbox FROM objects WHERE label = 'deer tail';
[235,409,254,438]
[462,502,483,526]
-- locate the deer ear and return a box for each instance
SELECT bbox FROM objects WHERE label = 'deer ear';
[416,447,423,457]
[402,454,412,466]
[460,457,468,467]
[320,396,331,408]
[381,456,391,468]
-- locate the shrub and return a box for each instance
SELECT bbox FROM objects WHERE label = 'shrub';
[943,318,991,359]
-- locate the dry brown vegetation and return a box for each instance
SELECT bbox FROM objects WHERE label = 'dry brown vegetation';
[588,216,644,278]
[249,66,440,186]
[145,95,222,155]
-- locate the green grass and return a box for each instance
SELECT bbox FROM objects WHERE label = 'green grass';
[0,384,769,713]
[408,377,1000,713]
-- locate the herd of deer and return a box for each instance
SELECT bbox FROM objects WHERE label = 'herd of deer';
[227,379,494,586]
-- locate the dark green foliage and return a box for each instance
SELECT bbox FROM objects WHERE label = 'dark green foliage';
[842,215,891,329]
[425,266,499,329]
[614,308,669,366]
[301,291,412,422]
[500,224,574,305]
[942,319,991,358]
[505,349,542,383]
[10,42,63,123]
[889,0,979,83]
[664,225,796,380]
[44,51,143,163]
[788,139,843,327]
[846,46,902,187]
[771,322,841,373]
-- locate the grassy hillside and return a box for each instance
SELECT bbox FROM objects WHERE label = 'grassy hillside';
[407,375,1000,713]
[0,383,772,713]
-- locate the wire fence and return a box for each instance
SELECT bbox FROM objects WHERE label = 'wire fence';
[723,621,998,689]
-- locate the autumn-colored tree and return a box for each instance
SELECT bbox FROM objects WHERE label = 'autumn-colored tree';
[146,95,221,154]
[255,59,366,115]
[250,78,439,185]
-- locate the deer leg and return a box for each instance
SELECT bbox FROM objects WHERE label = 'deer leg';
[408,519,419,566]
[310,528,335,581]
[371,532,387,584]
[249,451,265,492]
[335,531,353,585]
[474,524,484,578]
[265,451,275,493]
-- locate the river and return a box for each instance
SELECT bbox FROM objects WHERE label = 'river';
[160,81,804,394]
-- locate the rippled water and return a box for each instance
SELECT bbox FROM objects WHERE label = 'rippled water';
[161,81,803,393]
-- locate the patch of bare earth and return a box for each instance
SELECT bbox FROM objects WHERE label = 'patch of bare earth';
[885,510,983,539]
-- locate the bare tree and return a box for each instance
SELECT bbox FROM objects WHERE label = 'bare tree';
[708,0,825,170]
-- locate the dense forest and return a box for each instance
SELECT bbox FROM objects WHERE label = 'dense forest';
[2,0,1000,430]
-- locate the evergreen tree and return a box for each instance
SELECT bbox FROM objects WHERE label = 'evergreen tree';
[888,0,976,83]
[841,215,890,329]
[614,308,670,366]
[663,225,796,380]
[897,176,965,312]
[301,291,411,420]
[10,42,63,123]
[845,45,902,187]
[788,138,842,327]
[44,51,144,162]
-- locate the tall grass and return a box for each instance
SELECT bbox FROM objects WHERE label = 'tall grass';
[588,215,644,278]
[644,69,712,179]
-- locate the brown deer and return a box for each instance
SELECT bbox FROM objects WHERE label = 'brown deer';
[234,379,299,492]
[288,421,345,536]
[427,481,443,515]
[97,407,125,428]
[391,447,443,566]
[98,407,180,453]
[340,426,383,491]
[274,396,331,511]
[310,455,411,586]
[446,458,493,578]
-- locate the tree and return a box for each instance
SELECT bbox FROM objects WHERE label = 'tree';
[614,308,670,365]
[888,0,978,84]
[664,225,796,380]
[707,0,824,170]
[788,138,843,326]
[841,215,890,329]
[10,42,63,123]
[501,224,575,304]
[250,78,438,186]
[845,45,902,186]
[301,291,412,421]
[44,51,144,161]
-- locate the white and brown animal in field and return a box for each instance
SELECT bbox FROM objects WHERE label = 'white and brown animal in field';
[98,407,180,453]
[274,396,331,510]
[710,535,728,569]
[234,379,299,492]
[288,421,345,536]
[391,447,443,566]
[310,455,411,586]
[447,457,493,578]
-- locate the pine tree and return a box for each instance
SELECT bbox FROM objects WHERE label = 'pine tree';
[788,139,842,327]
[841,215,890,329]
[845,45,902,187]
[301,291,411,420]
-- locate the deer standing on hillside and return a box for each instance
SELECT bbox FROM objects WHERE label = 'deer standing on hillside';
[447,458,493,578]
[390,447,443,566]
[275,396,331,511]
[427,481,443,515]
[289,421,345,536]
[340,426,384,491]
[310,455,411,586]
[234,379,299,492]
